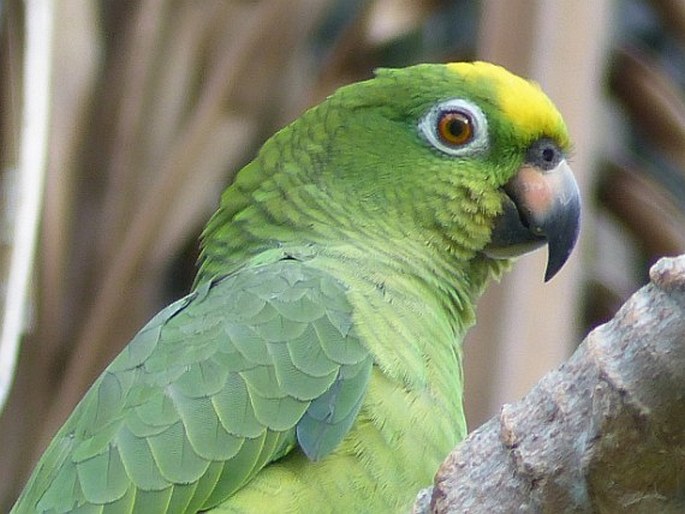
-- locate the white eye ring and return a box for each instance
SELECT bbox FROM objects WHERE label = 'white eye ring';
[419,99,489,157]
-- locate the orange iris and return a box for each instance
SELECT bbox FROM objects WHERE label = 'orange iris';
[437,111,473,146]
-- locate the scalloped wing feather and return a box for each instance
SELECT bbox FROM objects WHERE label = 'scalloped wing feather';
[12,260,370,513]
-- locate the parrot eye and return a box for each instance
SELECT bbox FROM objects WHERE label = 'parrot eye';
[437,111,473,146]
[419,99,489,157]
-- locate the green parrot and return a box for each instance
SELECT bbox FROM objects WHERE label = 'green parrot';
[12,62,580,513]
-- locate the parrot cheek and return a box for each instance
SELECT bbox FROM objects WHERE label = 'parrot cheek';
[483,159,580,281]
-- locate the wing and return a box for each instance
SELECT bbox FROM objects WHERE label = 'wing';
[12,259,372,513]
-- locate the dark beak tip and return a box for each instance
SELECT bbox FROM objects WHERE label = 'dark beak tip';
[544,242,576,282]
[544,252,568,282]
[542,202,581,282]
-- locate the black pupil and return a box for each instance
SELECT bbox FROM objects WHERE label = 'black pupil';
[542,147,555,162]
[448,116,467,137]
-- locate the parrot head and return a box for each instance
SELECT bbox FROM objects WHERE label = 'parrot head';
[316,61,579,280]
[200,62,580,283]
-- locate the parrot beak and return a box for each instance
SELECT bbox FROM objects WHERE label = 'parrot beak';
[484,159,581,282]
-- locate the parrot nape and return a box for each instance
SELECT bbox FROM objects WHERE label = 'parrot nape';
[12,62,580,513]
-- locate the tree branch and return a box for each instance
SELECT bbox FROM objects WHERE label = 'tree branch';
[415,255,685,513]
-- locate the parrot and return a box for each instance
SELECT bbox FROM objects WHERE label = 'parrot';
[11,61,580,513]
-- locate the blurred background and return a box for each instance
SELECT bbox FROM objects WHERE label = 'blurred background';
[1,0,684,509]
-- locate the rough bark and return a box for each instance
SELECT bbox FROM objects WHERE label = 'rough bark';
[415,255,685,513]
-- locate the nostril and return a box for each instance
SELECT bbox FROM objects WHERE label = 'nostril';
[525,138,562,171]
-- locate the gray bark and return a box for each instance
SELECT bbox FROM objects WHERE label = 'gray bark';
[415,255,685,513]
